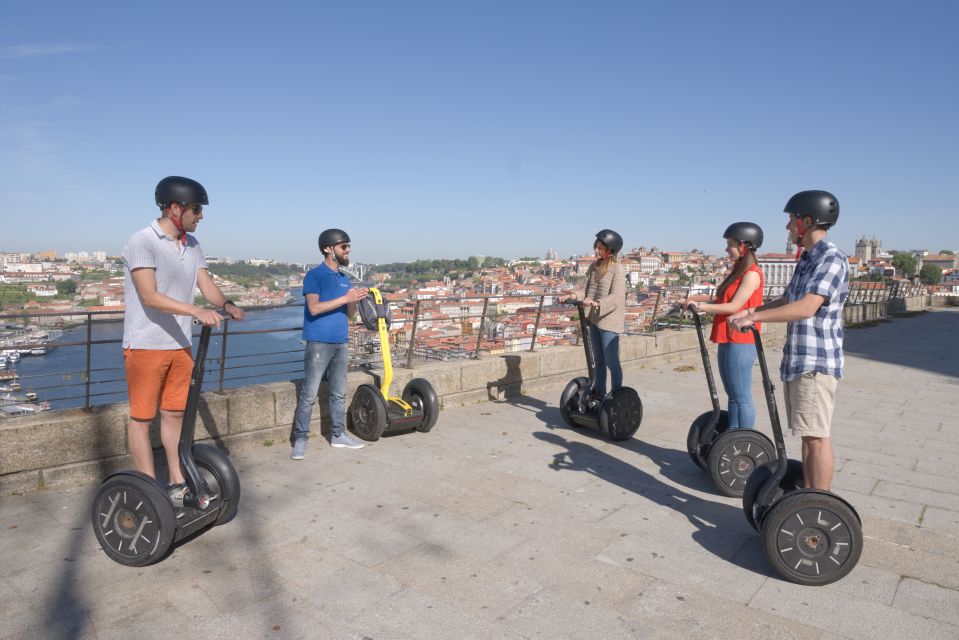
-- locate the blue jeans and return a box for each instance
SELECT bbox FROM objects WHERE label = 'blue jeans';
[292,341,348,441]
[588,324,622,397]
[717,342,757,429]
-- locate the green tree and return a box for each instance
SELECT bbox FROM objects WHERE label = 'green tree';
[56,280,77,296]
[920,264,942,285]
[669,268,691,285]
[939,250,954,255]
[0,285,31,306]
[891,253,918,277]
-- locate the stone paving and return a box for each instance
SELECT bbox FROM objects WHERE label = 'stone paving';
[1,309,957,639]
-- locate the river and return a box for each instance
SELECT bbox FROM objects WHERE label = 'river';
[6,289,310,411]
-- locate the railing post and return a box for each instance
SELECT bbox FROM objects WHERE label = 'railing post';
[406,300,421,368]
[650,290,663,343]
[474,298,490,358]
[529,295,545,352]
[84,313,93,410]
[217,317,229,392]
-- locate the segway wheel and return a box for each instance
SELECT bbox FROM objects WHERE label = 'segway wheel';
[91,474,175,567]
[599,387,643,441]
[706,429,776,498]
[559,377,590,428]
[761,491,863,586]
[193,443,241,526]
[742,459,804,531]
[402,378,440,432]
[348,384,389,441]
[686,410,729,469]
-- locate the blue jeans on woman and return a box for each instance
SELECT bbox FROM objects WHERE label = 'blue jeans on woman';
[588,324,622,397]
[716,342,757,429]
[292,341,348,441]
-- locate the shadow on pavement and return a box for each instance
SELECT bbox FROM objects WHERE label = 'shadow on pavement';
[533,430,765,573]
[844,308,959,379]
[34,439,295,639]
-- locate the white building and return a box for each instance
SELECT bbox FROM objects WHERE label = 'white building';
[757,253,798,299]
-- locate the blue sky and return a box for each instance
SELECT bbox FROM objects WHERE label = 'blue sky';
[2,1,957,264]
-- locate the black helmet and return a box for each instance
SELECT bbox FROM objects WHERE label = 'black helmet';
[723,222,764,250]
[595,229,623,254]
[784,190,839,228]
[155,176,208,208]
[318,228,351,255]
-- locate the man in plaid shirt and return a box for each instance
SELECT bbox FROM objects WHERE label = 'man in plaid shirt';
[730,190,849,491]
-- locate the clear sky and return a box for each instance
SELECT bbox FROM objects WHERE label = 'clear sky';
[2,1,957,264]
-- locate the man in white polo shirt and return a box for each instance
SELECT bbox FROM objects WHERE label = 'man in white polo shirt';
[122,176,244,497]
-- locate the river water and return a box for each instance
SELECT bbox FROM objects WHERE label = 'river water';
[7,290,310,411]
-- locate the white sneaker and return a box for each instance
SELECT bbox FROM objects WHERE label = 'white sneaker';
[291,439,307,460]
[330,433,365,449]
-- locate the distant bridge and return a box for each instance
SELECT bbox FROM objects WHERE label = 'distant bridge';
[342,264,368,282]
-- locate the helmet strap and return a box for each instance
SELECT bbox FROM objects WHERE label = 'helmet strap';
[794,216,807,261]
[168,205,188,246]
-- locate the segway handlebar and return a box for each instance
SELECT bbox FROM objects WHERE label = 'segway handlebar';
[738,324,789,477]
[562,299,596,381]
[192,312,231,326]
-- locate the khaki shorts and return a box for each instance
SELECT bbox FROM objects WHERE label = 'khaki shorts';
[784,372,839,438]
[124,348,194,422]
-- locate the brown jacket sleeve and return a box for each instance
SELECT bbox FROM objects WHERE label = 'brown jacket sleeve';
[596,262,624,316]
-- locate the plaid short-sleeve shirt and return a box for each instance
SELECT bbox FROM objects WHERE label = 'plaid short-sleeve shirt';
[781,239,849,381]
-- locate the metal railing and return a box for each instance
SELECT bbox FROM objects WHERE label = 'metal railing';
[845,280,927,305]
[2,280,926,415]
[0,292,681,414]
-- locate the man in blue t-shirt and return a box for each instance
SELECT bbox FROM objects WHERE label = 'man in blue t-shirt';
[291,228,369,459]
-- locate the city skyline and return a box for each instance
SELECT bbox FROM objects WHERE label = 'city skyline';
[2,2,957,263]
[4,234,956,268]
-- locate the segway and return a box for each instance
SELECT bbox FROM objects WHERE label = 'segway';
[741,325,862,585]
[348,287,440,441]
[558,301,642,441]
[683,305,775,497]
[91,318,240,566]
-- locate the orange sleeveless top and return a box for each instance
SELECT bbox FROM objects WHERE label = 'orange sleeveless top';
[710,264,764,344]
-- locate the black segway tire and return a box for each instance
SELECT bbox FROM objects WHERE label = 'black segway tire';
[348,384,389,441]
[403,378,440,432]
[761,490,863,586]
[91,473,176,567]
[559,377,590,428]
[742,459,804,531]
[706,429,776,498]
[193,443,241,526]
[599,387,643,441]
[686,410,729,469]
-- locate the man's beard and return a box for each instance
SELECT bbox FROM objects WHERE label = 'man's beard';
[335,253,350,267]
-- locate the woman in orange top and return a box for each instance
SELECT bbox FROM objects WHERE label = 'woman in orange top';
[684,222,765,430]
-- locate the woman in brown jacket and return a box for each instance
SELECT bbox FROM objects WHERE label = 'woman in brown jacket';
[558,229,627,399]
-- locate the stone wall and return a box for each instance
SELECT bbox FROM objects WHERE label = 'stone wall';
[842,294,928,325]
[0,295,930,495]
[0,325,786,495]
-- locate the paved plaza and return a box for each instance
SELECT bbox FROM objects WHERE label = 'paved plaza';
[1,309,957,639]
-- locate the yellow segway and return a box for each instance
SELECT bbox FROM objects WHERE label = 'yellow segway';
[348,287,440,441]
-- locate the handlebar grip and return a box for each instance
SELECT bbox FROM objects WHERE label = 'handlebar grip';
[192,312,229,325]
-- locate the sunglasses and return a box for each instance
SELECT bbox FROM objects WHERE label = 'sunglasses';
[336,242,351,249]
[183,204,203,214]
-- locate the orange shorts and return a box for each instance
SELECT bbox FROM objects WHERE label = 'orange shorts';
[124,348,195,422]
